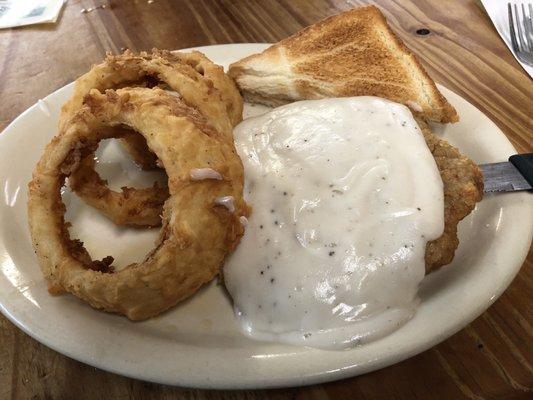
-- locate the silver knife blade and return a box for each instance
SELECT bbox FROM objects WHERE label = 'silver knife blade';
[480,162,532,193]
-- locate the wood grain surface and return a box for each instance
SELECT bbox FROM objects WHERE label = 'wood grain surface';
[1,0,532,399]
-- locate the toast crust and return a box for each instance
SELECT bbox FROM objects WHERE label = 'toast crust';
[229,6,458,123]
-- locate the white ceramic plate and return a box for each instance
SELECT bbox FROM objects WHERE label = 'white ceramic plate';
[0,44,531,389]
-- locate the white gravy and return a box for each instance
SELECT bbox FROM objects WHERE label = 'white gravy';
[224,97,444,349]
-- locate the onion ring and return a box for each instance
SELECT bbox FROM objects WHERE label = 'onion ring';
[60,49,241,137]
[68,152,170,227]
[63,50,243,227]
[28,87,248,320]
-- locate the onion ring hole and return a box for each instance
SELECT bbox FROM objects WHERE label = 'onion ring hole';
[64,130,167,270]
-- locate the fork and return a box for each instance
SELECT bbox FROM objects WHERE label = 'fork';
[508,3,533,65]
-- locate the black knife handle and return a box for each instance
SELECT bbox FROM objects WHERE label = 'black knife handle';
[509,153,533,187]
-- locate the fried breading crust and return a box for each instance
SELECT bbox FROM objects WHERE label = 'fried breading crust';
[28,88,248,320]
[418,119,483,272]
[61,49,242,139]
[65,50,243,227]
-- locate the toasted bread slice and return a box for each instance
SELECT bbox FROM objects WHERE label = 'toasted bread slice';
[229,6,458,123]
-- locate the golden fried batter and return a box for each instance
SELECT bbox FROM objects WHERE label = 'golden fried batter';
[63,50,243,227]
[61,49,242,138]
[418,119,484,272]
[28,88,248,320]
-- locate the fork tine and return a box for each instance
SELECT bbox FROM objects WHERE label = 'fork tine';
[521,3,533,51]
[514,3,527,51]
[509,3,521,52]
[525,4,533,49]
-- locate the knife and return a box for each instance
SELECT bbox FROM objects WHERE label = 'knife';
[480,153,533,193]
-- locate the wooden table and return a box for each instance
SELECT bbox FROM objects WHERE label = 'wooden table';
[1,0,532,398]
